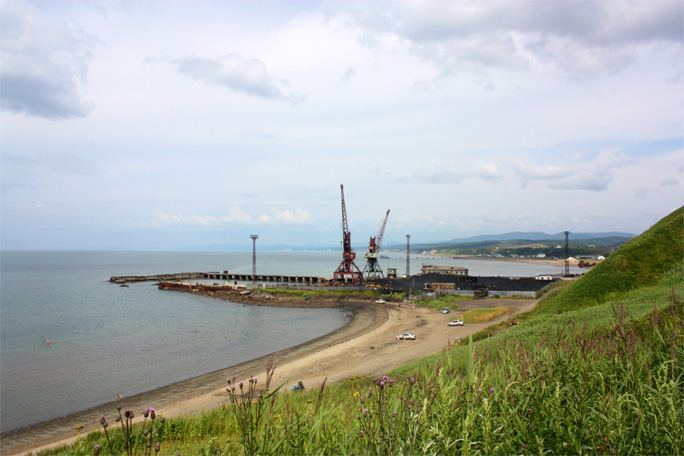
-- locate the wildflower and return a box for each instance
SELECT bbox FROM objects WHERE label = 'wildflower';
[380,381,385,388]
[144,408,149,418]
[360,430,365,436]
[363,408,368,416]
[155,442,161,453]
[477,388,482,393]
[389,379,394,387]
[527,408,532,414]
[410,376,416,384]
[227,378,231,385]
[383,376,389,382]
[94,444,100,456]
[150,408,156,420]
[489,387,494,394]
[360,396,365,404]
[239,381,244,389]
[99,415,106,426]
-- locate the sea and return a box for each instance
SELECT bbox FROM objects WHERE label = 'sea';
[0,250,575,432]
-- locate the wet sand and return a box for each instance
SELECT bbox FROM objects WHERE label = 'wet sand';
[1,291,538,456]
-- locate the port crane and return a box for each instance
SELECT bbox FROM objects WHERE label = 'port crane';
[333,185,363,284]
[363,209,390,280]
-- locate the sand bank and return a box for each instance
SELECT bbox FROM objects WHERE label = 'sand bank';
[2,292,538,456]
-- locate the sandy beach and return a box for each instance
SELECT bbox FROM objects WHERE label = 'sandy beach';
[1,291,538,456]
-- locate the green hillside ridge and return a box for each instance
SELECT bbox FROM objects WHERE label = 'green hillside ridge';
[38,209,683,456]
[536,206,683,314]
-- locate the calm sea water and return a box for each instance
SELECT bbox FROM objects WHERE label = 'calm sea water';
[0,250,573,432]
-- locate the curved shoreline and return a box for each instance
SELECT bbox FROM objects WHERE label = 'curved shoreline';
[3,291,540,456]
[0,296,387,456]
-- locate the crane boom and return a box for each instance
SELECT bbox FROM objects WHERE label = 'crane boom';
[376,209,390,252]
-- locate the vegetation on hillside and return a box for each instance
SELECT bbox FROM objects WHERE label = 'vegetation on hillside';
[37,209,683,456]
[536,206,683,313]
[405,236,631,258]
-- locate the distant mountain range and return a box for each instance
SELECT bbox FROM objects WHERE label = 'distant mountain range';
[445,231,636,243]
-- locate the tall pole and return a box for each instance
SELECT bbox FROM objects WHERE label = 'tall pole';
[564,231,570,277]
[251,234,259,286]
[406,234,411,277]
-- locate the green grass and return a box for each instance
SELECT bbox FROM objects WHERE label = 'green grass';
[261,287,405,301]
[413,293,474,310]
[461,306,512,323]
[35,208,684,456]
[535,206,683,314]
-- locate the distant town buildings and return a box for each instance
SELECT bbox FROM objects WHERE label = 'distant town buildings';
[420,265,468,276]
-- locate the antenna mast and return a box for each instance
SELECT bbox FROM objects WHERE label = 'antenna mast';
[406,234,411,277]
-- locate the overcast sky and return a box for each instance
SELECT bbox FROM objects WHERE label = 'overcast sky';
[1,0,682,250]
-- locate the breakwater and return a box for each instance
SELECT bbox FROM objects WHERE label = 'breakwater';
[110,271,328,284]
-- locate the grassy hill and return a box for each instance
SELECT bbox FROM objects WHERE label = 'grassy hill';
[40,209,683,456]
[536,206,683,313]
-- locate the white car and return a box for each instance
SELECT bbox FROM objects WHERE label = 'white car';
[396,332,416,340]
[440,307,451,314]
[447,320,464,327]
[375,299,386,304]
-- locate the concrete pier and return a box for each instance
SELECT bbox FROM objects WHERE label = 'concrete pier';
[110,271,328,284]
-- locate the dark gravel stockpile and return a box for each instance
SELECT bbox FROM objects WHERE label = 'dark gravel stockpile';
[376,273,557,292]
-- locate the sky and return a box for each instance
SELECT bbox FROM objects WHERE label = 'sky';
[1,0,683,251]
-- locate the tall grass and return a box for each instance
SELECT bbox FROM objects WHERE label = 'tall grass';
[462,306,512,323]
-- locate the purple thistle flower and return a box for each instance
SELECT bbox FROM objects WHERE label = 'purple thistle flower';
[155,442,161,453]
[227,378,231,385]
[100,415,106,425]
[389,379,394,387]
[144,409,149,418]
[360,430,365,436]
[363,408,368,416]
[380,381,385,388]
[527,408,532,414]
[239,381,244,389]
[383,376,389,382]
[150,409,156,420]
[94,444,100,456]
[360,396,365,404]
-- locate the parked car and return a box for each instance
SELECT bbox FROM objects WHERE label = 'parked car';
[447,320,464,326]
[375,299,386,304]
[440,307,451,314]
[396,332,416,340]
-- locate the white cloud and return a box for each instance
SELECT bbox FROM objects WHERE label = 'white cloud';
[168,54,305,103]
[153,207,312,226]
[340,1,683,80]
[274,208,312,224]
[0,3,94,119]
[414,162,501,184]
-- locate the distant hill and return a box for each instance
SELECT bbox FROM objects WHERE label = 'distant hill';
[445,231,636,243]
